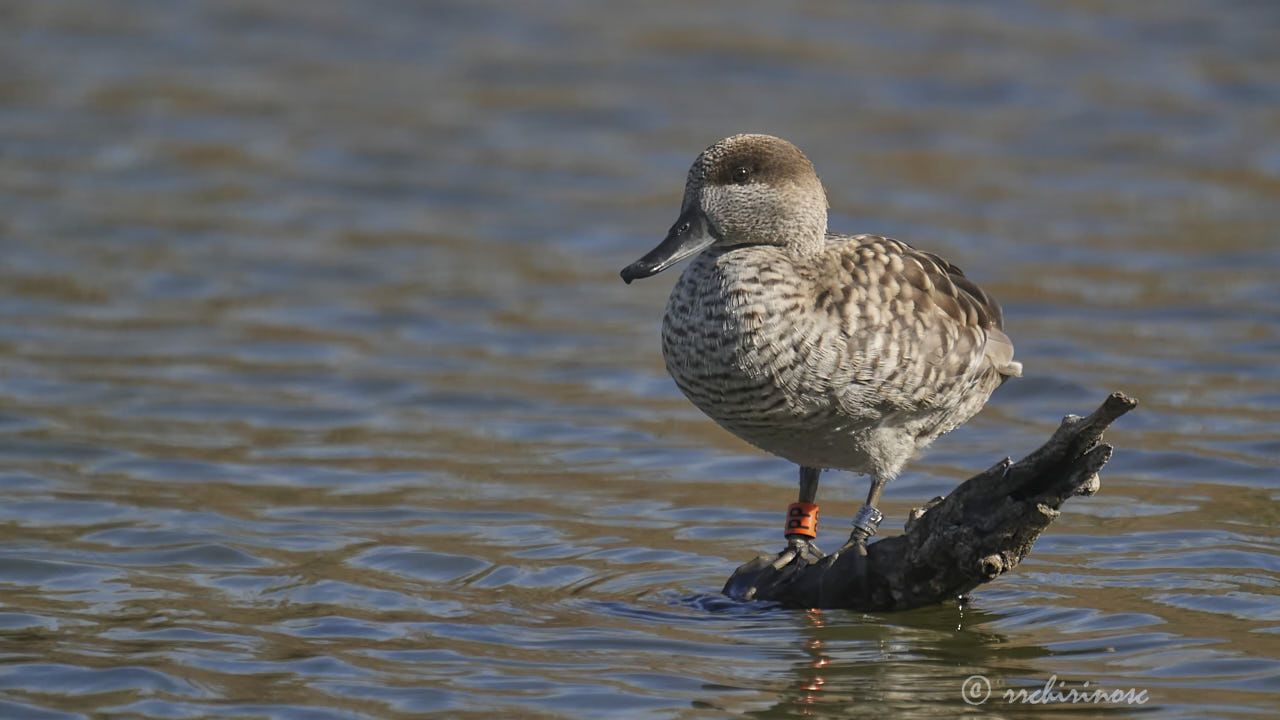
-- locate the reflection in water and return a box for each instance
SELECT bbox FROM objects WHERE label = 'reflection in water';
[766,605,1020,715]
[1,0,1279,718]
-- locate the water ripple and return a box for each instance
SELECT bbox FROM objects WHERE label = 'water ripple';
[1,1,1278,718]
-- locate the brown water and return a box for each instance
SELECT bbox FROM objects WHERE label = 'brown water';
[2,1,1278,718]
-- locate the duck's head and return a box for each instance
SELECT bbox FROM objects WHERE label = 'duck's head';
[621,134,828,283]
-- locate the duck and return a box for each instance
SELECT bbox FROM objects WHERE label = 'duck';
[621,133,1021,567]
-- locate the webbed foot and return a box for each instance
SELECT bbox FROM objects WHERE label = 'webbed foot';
[769,535,825,570]
[826,504,884,562]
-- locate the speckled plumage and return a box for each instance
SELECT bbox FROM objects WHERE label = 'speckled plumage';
[624,134,1020,516]
[663,233,1018,479]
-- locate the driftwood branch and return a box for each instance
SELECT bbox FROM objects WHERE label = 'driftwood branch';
[723,392,1138,610]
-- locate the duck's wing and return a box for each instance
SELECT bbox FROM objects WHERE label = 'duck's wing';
[910,245,1022,379]
[815,234,1022,411]
[913,249,1004,330]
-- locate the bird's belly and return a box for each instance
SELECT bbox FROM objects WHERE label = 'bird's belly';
[661,331,879,471]
[660,314,995,474]
[717,409,881,472]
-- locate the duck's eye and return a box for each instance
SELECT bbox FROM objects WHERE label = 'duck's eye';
[731,166,751,184]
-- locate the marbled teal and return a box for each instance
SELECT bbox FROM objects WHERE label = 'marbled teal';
[621,133,1021,565]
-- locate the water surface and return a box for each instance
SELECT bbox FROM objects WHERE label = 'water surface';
[1,1,1278,718]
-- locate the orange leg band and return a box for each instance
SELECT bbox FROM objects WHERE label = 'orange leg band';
[785,502,819,538]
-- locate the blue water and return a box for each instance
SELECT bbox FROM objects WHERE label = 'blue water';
[1,1,1277,718]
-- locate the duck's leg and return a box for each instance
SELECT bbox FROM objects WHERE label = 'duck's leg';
[832,474,886,558]
[770,466,825,569]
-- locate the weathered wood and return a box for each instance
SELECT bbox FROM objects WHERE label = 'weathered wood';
[723,392,1138,609]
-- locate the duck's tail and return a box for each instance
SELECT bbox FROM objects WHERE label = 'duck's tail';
[984,328,1023,379]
